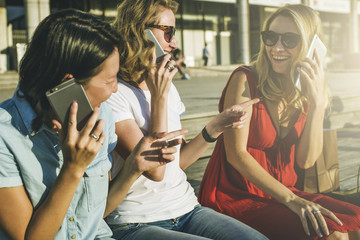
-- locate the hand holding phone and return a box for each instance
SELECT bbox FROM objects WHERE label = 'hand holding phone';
[295,34,327,90]
[145,29,166,63]
[46,78,93,130]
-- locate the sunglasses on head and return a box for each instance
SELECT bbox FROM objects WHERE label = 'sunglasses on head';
[147,24,176,43]
[261,31,301,49]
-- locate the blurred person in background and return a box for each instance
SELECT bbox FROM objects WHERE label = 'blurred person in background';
[202,43,209,66]
[171,48,191,80]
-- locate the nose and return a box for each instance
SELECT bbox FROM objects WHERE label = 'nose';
[273,37,285,50]
[170,37,177,49]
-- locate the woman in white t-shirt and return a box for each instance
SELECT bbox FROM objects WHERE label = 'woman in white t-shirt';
[106,1,266,239]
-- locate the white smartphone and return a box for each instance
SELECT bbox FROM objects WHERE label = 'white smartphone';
[295,34,327,90]
[46,78,93,129]
[145,29,166,63]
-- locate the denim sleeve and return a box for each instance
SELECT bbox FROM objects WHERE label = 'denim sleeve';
[0,145,23,188]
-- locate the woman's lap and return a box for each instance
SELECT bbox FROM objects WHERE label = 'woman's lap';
[216,191,360,240]
[108,206,268,240]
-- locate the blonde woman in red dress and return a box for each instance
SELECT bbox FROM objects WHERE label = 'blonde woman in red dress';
[198,4,360,240]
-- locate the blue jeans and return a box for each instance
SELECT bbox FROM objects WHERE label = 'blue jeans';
[108,206,268,240]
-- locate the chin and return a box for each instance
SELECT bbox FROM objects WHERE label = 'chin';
[271,65,290,75]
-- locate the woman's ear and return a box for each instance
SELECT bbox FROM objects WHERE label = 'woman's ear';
[61,74,74,82]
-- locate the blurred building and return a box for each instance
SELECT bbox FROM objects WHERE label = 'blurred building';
[1,0,359,72]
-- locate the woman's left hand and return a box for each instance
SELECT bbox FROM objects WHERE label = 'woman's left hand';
[285,196,343,237]
[205,98,260,139]
[297,49,326,107]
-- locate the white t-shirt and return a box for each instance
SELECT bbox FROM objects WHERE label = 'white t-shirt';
[105,79,198,224]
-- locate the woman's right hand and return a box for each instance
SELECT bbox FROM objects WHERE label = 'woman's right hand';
[59,102,105,177]
[285,195,343,237]
[145,53,177,99]
[297,49,327,107]
[124,129,187,175]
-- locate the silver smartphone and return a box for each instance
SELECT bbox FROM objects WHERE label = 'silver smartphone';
[295,34,327,90]
[145,29,166,63]
[46,78,93,129]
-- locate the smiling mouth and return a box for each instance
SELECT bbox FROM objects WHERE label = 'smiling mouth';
[272,55,290,62]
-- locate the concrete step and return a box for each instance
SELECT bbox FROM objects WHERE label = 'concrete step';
[0,71,19,89]
[326,95,360,129]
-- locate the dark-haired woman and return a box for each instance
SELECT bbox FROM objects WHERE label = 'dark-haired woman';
[0,9,184,239]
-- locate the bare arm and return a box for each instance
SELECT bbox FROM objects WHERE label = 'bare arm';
[141,54,178,181]
[295,50,327,169]
[180,88,259,170]
[111,119,168,181]
[0,186,33,239]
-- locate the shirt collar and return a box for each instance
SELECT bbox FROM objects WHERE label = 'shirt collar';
[12,90,49,136]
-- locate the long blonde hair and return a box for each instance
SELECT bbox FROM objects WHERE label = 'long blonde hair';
[113,0,178,85]
[253,4,329,110]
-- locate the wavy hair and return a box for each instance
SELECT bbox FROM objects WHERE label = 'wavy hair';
[113,0,179,85]
[253,4,329,110]
[19,9,121,131]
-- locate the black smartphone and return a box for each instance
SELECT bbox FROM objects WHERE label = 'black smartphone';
[145,29,166,63]
[46,78,93,129]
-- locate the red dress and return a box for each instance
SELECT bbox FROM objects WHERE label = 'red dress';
[198,66,360,240]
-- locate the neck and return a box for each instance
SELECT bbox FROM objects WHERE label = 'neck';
[138,80,148,90]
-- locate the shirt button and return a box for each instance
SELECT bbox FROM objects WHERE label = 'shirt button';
[71,234,76,239]
[69,217,74,222]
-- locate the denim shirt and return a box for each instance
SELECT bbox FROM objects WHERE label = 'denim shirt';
[0,91,117,240]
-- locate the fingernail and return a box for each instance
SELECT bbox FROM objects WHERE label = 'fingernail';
[319,233,323,237]
[307,231,310,236]
[339,221,343,226]
[326,231,329,235]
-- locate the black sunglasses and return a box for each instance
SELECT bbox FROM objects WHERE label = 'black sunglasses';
[146,24,176,43]
[261,31,301,49]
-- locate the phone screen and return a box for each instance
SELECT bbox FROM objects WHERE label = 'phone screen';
[295,34,327,90]
[46,78,93,129]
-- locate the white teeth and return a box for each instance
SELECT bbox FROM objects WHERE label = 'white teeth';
[273,56,289,60]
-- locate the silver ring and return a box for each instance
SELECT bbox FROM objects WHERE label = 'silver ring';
[312,210,321,215]
[91,133,99,140]
[167,65,175,71]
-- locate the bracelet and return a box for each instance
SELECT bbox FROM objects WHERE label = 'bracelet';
[202,127,218,143]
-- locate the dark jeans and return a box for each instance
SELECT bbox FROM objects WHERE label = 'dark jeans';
[108,206,268,240]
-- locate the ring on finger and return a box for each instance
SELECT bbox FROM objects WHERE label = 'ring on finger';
[164,140,169,148]
[167,65,175,71]
[91,133,99,140]
[312,210,321,215]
